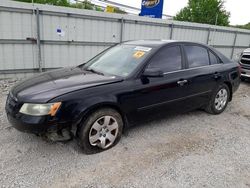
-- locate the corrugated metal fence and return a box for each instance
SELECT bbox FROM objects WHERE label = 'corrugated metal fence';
[1,0,250,78]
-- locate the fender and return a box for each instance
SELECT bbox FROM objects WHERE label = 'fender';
[53,94,129,134]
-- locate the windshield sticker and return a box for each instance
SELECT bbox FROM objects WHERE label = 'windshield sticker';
[133,51,145,59]
[134,46,152,52]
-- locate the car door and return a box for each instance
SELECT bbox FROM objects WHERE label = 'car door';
[124,45,193,121]
[182,44,222,108]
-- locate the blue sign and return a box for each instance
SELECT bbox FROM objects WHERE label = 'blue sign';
[57,28,62,33]
[139,0,164,18]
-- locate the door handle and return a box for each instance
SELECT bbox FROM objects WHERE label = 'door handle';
[177,79,188,86]
[214,72,222,79]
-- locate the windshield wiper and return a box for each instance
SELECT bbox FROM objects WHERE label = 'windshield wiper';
[86,68,104,75]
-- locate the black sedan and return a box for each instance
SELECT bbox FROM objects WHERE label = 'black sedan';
[5,40,240,153]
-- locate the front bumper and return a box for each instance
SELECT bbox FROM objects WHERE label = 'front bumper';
[5,95,71,134]
[6,112,70,134]
[5,92,72,135]
[241,67,250,78]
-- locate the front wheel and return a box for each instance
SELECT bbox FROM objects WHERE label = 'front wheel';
[77,108,123,154]
[205,84,230,115]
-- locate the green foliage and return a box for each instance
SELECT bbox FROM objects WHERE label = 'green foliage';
[174,0,230,26]
[234,22,250,30]
[95,6,103,12]
[113,7,126,14]
[15,0,70,7]
[70,1,94,10]
[14,0,126,14]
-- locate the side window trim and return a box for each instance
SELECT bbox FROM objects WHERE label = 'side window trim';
[208,49,212,65]
[180,44,187,70]
[180,44,189,69]
[163,63,222,75]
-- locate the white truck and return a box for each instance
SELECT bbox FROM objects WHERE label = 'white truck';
[239,48,250,80]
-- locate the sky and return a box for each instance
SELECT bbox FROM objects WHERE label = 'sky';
[103,0,250,25]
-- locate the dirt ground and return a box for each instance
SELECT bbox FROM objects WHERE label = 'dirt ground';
[0,81,250,188]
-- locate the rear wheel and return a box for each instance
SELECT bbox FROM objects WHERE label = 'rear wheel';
[77,108,123,154]
[205,84,230,115]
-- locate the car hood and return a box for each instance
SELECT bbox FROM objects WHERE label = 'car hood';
[243,48,250,53]
[11,67,123,103]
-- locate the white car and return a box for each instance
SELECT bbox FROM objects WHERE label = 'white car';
[239,48,250,79]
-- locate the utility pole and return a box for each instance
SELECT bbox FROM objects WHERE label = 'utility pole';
[215,14,218,26]
[211,14,219,46]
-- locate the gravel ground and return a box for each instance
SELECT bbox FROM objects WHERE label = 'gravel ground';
[0,79,250,188]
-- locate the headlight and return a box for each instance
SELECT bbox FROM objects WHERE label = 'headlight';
[19,102,62,116]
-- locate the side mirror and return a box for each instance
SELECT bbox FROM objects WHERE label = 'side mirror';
[142,68,164,77]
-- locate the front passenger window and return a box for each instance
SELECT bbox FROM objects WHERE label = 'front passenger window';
[148,46,182,73]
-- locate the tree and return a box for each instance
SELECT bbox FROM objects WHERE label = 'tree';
[15,0,70,7]
[234,22,250,30]
[14,0,126,14]
[174,0,230,26]
[113,7,126,14]
[70,1,94,10]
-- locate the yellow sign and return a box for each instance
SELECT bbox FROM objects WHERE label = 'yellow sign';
[133,51,145,59]
[105,5,115,13]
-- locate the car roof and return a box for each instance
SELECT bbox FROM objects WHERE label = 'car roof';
[122,40,212,49]
[123,40,178,48]
[243,48,250,53]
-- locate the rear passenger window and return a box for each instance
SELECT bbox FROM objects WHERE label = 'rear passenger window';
[148,46,182,72]
[209,51,220,64]
[184,45,209,68]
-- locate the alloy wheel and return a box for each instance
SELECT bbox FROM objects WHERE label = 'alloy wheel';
[88,116,119,149]
[214,88,228,111]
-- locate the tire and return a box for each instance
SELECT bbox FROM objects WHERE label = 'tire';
[77,108,123,154]
[205,84,230,115]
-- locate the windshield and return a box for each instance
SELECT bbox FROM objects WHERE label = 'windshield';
[82,44,152,77]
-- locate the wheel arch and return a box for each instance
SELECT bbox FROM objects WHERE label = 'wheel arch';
[224,81,233,101]
[75,102,128,135]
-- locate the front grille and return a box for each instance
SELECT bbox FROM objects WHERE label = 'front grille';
[242,55,250,59]
[241,54,250,65]
[241,59,250,65]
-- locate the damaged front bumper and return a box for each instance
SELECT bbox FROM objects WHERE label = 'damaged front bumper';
[6,112,73,142]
